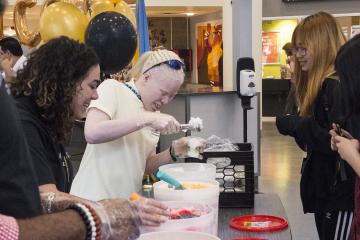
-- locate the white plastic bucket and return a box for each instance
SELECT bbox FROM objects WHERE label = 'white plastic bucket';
[153,180,219,235]
[158,163,216,181]
[141,201,214,234]
[138,231,220,240]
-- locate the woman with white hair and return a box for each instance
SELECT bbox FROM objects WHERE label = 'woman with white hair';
[71,49,196,201]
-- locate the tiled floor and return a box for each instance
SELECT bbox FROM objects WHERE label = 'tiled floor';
[259,121,318,240]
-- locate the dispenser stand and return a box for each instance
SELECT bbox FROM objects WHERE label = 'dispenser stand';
[241,96,253,143]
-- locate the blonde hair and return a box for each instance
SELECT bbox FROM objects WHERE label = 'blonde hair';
[127,49,184,81]
[292,11,345,117]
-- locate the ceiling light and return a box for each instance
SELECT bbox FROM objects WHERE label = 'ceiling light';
[186,12,194,16]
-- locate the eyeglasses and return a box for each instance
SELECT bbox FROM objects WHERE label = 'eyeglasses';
[292,47,307,56]
[144,60,184,73]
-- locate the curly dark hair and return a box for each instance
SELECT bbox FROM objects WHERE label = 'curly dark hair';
[11,36,99,142]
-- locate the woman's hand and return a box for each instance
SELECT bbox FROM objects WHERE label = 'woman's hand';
[172,137,206,159]
[141,111,180,135]
[335,137,360,164]
[329,123,354,151]
[329,126,340,151]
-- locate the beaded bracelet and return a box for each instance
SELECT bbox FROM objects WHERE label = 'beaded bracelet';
[68,203,101,240]
[85,204,101,240]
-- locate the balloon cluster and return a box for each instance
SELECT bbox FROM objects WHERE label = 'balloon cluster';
[13,0,137,74]
[86,11,137,73]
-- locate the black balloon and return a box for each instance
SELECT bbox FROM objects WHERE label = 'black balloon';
[85,11,137,74]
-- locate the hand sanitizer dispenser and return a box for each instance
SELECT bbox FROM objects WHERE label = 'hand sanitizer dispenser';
[239,70,256,96]
[236,57,256,142]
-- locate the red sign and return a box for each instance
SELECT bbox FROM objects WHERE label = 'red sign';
[262,32,280,64]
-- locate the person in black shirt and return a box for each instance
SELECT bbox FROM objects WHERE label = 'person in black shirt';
[0,76,42,218]
[330,34,360,240]
[11,36,100,194]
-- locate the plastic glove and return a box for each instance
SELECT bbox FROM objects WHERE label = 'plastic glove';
[89,199,141,240]
[172,137,206,159]
[90,198,168,239]
[129,193,169,226]
[138,111,180,135]
[41,191,84,214]
[131,197,169,226]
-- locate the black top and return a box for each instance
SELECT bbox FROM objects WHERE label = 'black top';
[276,76,355,213]
[15,96,73,193]
[0,84,42,218]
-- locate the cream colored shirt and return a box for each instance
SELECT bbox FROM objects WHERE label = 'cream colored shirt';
[70,79,159,200]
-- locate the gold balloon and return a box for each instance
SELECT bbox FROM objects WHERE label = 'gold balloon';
[40,2,88,42]
[114,0,136,27]
[109,0,121,4]
[89,0,113,17]
[41,0,89,15]
[89,0,136,28]
[13,0,41,47]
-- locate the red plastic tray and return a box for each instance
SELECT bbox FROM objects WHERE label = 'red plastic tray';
[229,214,288,232]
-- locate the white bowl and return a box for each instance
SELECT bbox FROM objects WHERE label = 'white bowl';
[138,231,220,240]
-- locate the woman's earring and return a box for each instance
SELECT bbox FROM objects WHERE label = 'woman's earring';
[144,73,150,82]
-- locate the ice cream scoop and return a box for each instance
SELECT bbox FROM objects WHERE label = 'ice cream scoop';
[156,170,185,190]
[180,117,203,132]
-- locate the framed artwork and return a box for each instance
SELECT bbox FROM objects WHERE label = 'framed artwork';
[351,25,360,38]
[262,31,281,64]
[195,19,223,86]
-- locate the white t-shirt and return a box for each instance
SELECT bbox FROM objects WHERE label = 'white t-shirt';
[70,79,159,200]
[13,55,27,74]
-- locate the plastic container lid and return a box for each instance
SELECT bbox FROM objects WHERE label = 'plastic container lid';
[153,180,219,201]
[229,214,288,232]
[158,163,216,181]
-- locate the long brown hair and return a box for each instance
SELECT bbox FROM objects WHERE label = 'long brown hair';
[292,12,345,117]
[11,36,99,142]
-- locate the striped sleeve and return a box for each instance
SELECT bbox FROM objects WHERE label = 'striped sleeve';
[0,214,19,240]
